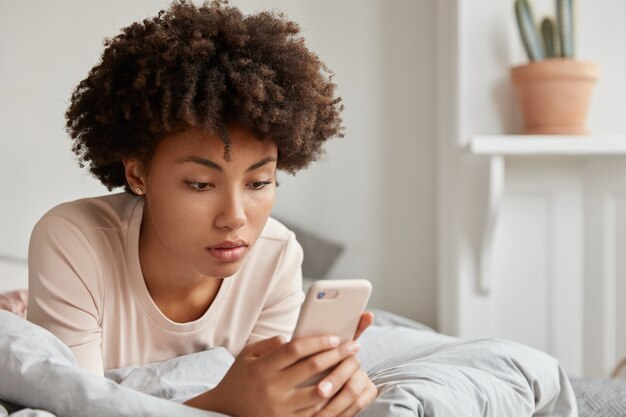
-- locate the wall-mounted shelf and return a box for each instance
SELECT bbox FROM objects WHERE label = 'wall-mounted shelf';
[467,134,626,296]
[470,135,626,156]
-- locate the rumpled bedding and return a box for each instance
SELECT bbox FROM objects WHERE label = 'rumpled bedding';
[0,309,577,417]
[0,310,226,417]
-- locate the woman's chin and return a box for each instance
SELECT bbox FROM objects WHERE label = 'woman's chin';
[200,261,243,280]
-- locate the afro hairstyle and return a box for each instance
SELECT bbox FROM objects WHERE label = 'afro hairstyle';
[65,0,344,191]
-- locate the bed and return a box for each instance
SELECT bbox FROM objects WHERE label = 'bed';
[0,225,624,417]
[1,303,577,417]
[2,285,626,416]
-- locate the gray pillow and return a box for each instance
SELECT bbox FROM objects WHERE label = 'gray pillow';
[272,217,344,279]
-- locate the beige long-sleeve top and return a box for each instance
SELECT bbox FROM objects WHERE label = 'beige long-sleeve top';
[27,193,304,376]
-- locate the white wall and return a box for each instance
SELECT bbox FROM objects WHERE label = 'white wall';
[0,259,28,293]
[0,1,438,327]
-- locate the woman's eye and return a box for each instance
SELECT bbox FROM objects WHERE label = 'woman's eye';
[250,181,272,190]
[186,181,213,191]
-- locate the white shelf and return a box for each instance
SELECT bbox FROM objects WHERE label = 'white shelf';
[467,134,626,297]
[470,135,626,156]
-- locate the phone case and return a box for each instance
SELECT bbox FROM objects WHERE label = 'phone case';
[292,279,372,342]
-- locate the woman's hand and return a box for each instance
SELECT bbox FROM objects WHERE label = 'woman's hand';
[353,311,375,340]
[187,333,360,417]
[185,311,377,417]
[313,367,377,417]
[311,311,378,417]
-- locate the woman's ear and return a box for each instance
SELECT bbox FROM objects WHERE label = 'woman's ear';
[123,159,147,196]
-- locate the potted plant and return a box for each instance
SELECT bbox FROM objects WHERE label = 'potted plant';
[512,0,599,135]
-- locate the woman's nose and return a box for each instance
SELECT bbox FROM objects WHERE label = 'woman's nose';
[214,191,246,230]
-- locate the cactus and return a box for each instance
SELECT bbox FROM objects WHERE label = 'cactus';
[514,0,575,61]
[556,0,574,58]
[515,0,544,60]
[540,17,559,58]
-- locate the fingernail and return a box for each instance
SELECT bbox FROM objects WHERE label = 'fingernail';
[328,335,340,346]
[347,340,360,353]
[318,381,333,397]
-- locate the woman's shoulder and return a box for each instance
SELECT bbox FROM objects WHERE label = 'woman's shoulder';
[258,217,295,243]
[36,192,141,231]
[250,218,303,265]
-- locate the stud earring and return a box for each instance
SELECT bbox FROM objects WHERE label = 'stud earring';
[135,187,144,195]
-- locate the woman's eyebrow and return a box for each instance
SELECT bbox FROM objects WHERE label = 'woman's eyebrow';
[246,157,277,172]
[176,156,223,171]
[176,156,277,172]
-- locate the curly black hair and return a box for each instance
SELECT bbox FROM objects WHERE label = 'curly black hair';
[65,0,344,191]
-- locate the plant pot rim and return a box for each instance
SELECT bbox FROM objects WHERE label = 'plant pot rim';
[511,59,599,82]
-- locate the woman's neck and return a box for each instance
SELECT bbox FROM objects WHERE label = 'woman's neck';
[147,278,222,323]
[138,210,222,323]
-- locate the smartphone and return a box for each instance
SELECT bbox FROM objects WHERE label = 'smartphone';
[292,279,372,387]
[293,279,372,342]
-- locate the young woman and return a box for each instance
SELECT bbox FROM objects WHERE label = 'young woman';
[26,1,376,416]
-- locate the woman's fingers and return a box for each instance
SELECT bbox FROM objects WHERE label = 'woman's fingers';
[280,344,362,412]
[336,376,378,417]
[315,369,375,417]
[283,340,360,387]
[315,356,362,401]
[213,335,374,417]
[253,310,373,371]
[353,311,375,340]
[262,334,343,371]
[241,335,286,358]
[292,396,329,417]
[286,384,330,414]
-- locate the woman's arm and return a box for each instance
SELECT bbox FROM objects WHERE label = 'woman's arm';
[27,214,105,376]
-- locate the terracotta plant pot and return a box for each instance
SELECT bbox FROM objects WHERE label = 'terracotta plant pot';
[510,59,599,135]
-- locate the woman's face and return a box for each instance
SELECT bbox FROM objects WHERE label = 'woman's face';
[128,125,278,281]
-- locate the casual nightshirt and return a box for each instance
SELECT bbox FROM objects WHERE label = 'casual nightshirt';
[27,193,304,376]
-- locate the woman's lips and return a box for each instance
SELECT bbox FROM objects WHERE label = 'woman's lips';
[207,246,247,262]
